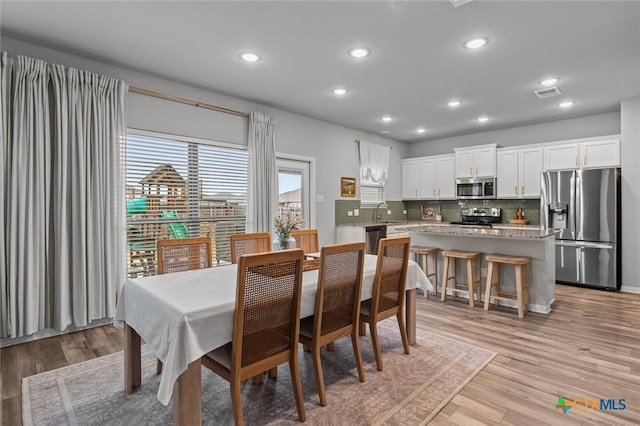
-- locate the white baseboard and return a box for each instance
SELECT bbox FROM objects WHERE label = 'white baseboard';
[441,289,552,314]
[620,286,640,294]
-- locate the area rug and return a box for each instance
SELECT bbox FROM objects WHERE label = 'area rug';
[23,320,495,425]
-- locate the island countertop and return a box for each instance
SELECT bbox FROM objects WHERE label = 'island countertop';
[408,224,556,240]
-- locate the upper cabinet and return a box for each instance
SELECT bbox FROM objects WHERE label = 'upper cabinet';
[544,138,620,171]
[401,154,455,200]
[497,147,543,198]
[454,144,498,178]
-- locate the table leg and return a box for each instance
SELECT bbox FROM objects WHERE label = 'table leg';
[405,288,416,346]
[173,359,202,425]
[124,324,141,393]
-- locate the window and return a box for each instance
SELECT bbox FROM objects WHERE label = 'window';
[359,167,385,206]
[125,132,248,277]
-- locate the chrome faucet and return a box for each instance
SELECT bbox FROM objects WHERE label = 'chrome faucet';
[375,202,388,223]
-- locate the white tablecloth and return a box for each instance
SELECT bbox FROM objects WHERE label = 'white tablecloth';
[113,254,431,405]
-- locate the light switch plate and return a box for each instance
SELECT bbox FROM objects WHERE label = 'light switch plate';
[354,209,359,216]
[316,195,325,203]
[387,210,392,215]
[347,211,353,216]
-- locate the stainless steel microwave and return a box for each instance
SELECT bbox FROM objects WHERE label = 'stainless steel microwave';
[455,177,496,199]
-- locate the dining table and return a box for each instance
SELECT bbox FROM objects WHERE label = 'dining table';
[113,253,432,425]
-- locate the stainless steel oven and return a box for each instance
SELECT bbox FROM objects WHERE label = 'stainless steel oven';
[455,177,496,200]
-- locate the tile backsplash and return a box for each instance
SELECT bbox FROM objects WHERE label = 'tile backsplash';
[336,199,541,226]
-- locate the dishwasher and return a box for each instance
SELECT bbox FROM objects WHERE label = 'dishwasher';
[365,225,387,255]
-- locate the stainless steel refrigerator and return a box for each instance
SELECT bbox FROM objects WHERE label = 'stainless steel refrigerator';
[540,168,621,290]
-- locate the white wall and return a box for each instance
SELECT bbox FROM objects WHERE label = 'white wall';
[407,112,621,157]
[2,36,408,247]
[620,98,640,292]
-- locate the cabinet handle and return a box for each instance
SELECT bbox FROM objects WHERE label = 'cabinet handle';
[433,189,436,196]
[469,166,472,175]
[575,156,578,166]
[416,189,418,197]
[438,188,441,196]
[522,185,525,194]
[515,185,518,195]
[476,166,478,175]
[584,155,587,165]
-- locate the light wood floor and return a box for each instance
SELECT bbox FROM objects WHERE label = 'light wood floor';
[2,284,639,425]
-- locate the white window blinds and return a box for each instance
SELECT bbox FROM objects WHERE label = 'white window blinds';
[125,132,248,277]
[359,141,390,205]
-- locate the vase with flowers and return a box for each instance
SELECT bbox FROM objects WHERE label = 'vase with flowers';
[273,212,305,250]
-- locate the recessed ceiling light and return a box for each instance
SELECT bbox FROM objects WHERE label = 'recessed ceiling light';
[380,130,390,134]
[239,52,260,62]
[463,37,488,49]
[348,47,370,58]
[477,116,489,122]
[416,128,427,133]
[559,101,575,108]
[447,100,462,107]
[540,78,559,86]
[332,88,347,95]
[381,116,393,122]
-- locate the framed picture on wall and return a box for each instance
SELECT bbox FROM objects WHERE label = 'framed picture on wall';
[341,177,356,197]
[421,205,436,221]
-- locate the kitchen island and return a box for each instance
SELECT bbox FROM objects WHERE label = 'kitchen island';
[409,224,556,314]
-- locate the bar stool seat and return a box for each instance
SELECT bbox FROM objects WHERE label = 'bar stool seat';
[409,246,439,296]
[484,254,531,318]
[441,250,482,307]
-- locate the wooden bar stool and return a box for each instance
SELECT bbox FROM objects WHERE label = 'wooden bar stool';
[409,246,439,296]
[484,254,531,318]
[441,250,482,307]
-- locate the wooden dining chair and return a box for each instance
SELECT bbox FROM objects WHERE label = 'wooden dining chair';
[291,229,319,257]
[230,232,272,264]
[299,242,366,406]
[359,236,411,371]
[156,236,212,373]
[201,249,306,425]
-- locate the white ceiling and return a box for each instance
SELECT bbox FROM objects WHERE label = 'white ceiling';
[2,1,639,143]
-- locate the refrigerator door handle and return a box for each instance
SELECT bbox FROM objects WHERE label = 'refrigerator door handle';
[555,241,614,250]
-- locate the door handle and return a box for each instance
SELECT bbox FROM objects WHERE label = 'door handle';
[555,241,614,250]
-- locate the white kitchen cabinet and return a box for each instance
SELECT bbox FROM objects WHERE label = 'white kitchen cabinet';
[544,138,620,171]
[454,144,497,178]
[402,154,455,200]
[497,147,543,198]
[581,138,620,169]
[401,159,420,199]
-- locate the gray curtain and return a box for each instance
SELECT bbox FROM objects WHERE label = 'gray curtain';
[1,53,126,339]
[247,112,278,233]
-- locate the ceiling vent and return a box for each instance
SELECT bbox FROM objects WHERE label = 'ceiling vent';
[534,86,562,99]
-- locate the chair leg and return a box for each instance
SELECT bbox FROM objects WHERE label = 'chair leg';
[467,259,474,307]
[156,359,163,374]
[230,378,244,426]
[359,320,366,336]
[484,261,494,310]
[432,252,438,294]
[289,357,307,422]
[396,312,410,355]
[268,367,278,378]
[441,256,450,302]
[369,321,383,371]
[351,330,366,382]
[311,344,327,406]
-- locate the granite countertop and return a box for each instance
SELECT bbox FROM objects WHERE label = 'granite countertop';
[408,224,556,239]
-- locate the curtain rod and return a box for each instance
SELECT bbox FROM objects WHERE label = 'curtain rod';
[128,86,249,118]
[354,139,392,149]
